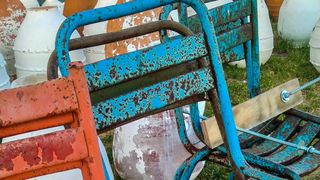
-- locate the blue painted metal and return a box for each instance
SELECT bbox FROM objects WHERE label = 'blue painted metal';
[55,0,255,178]
[245,116,302,156]
[92,68,214,129]
[53,0,320,179]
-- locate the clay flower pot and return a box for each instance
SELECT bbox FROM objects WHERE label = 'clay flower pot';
[265,0,284,20]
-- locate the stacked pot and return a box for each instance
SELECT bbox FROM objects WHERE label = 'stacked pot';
[278,0,320,48]
[265,0,284,20]
[13,6,85,78]
[310,19,320,72]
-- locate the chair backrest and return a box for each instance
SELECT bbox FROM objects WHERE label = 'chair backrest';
[0,62,105,180]
[166,0,260,97]
[54,0,254,177]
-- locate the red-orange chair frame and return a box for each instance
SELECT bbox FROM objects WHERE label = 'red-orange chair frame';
[0,62,105,180]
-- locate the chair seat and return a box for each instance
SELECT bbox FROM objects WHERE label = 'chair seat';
[216,108,320,177]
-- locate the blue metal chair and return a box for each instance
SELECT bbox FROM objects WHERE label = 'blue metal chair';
[49,0,319,179]
[160,1,320,179]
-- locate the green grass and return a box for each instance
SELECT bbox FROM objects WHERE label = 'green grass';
[101,23,320,179]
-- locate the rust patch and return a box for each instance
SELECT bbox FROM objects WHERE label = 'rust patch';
[16,91,24,101]
[0,130,76,172]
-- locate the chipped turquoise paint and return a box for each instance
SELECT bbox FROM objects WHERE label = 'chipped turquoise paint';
[55,0,268,178]
[92,68,214,129]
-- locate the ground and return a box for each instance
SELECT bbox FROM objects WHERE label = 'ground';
[100,23,320,179]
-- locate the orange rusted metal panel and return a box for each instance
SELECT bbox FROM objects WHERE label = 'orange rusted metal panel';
[0,128,88,178]
[0,62,105,180]
[0,78,78,128]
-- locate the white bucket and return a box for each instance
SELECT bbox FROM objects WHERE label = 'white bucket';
[0,53,10,90]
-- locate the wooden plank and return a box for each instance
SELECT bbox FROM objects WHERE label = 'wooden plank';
[201,79,303,149]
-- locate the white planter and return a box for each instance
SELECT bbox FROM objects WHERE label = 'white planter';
[310,18,320,72]
[13,6,86,78]
[42,0,65,14]
[83,0,118,63]
[230,0,274,68]
[0,0,27,77]
[113,110,205,180]
[278,0,320,48]
[20,0,40,9]
[0,53,10,90]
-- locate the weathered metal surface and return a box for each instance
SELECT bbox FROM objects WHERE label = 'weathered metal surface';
[187,0,251,31]
[92,68,214,130]
[0,62,105,179]
[288,141,320,176]
[0,78,77,128]
[0,128,87,178]
[265,122,320,164]
[84,33,206,91]
[244,116,302,156]
[239,118,281,148]
[51,0,320,179]
[47,20,194,80]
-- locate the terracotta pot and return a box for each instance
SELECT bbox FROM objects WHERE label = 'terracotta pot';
[13,6,86,78]
[278,0,320,48]
[63,0,98,35]
[0,0,27,77]
[265,0,284,20]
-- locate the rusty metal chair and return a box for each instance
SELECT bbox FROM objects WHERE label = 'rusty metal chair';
[161,0,320,179]
[48,0,319,179]
[0,62,105,180]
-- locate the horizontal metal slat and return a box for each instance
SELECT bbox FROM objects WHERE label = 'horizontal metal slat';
[188,0,251,30]
[0,128,88,179]
[85,24,251,92]
[85,33,207,91]
[93,67,214,131]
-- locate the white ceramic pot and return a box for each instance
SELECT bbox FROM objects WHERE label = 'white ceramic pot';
[13,6,86,78]
[0,0,28,77]
[83,0,117,63]
[20,0,40,9]
[0,53,10,90]
[230,0,274,68]
[309,18,320,72]
[42,0,65,14]
[278,0,320,48]
[113,110,205,180]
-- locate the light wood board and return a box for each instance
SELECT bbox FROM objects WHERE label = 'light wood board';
[201,79,303,149]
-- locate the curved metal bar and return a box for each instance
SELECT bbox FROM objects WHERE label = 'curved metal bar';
[55,0,253,176]
[175,147,212,180]
[48,20,193,80]
[174,108,201,154]
[180,148,212,179]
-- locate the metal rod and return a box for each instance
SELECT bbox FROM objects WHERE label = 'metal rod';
[182,110,320,155]
[281,76,320,102]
